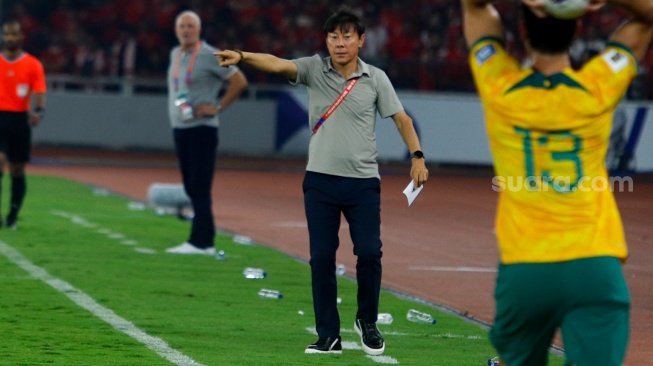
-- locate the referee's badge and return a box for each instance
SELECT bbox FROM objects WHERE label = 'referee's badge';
[475,44,496,66]
[16,84,29,98]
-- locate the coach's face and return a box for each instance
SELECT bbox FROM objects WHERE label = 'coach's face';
[326,25,365,68]
[2,23,23,52]
[175,14,200,50]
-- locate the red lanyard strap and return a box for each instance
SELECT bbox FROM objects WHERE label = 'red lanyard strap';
[173,42,201,92]
[312,77,359,135]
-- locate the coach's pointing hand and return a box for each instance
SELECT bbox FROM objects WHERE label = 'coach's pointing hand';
[214,50,244,67]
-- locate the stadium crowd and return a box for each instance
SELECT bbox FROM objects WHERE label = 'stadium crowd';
[5,0,653,98]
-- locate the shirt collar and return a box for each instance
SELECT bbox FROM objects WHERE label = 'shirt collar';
[323,56,370,79]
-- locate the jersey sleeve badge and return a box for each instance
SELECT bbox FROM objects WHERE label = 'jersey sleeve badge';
[475,44,497,66]
[602,49,629,74]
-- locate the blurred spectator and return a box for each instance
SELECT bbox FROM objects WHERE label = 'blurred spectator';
[5,0,651,98]
[40,35,68,74]
[109,29,137,78]
[12,3,40,43]
[360,14,389,69]
[74,34,105,78]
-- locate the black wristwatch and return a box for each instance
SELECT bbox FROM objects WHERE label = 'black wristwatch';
[33,107,45,119]
[411,150,424,159]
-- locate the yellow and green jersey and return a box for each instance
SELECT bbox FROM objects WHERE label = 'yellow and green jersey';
[469,37,636,264]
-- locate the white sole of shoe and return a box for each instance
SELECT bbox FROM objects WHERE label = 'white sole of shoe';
[165,243,215,255]
[304,349,342,355]
[355,322,385,356]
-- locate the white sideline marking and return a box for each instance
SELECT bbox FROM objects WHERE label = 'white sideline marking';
[134,248,157,254]
[409,266,497,273]
[50,210,154,254]
[342,341,362,350]
[0,240,205,366]
[368,355,399,364]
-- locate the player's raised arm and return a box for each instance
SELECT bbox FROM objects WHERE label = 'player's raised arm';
[607,0,653,61]
[460,0,505,48]
[215,50,299,81]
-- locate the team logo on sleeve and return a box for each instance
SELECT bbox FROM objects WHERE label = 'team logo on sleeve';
[602,49,629,73]
[475,44,496,66]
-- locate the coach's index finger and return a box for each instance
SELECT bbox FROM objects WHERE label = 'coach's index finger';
[213,50,234,67]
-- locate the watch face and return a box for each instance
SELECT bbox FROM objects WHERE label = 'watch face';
[412,151,424,159]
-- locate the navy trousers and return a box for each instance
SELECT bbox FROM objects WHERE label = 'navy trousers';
[173,125,217,248]
[303,171,383,338]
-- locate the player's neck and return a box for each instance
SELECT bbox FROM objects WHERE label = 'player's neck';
[2,49,22,60]
[530,52,571,75]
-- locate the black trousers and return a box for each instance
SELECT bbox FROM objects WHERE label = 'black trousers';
[303,171,383,338]
[173,125,217,248]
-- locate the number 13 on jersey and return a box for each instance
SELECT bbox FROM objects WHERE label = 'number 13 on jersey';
[514,126,584,193]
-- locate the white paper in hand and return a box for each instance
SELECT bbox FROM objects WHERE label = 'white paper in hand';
[403,180,424,206]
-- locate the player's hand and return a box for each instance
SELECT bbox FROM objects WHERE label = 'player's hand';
[586,0,606,12]
[521,0,605,17]
[410,159,428,189]
[214,50,242,67]
[521,0,549,18]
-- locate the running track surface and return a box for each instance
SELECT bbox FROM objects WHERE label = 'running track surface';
[29,148,653,365]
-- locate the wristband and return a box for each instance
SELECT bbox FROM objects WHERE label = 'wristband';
[34,107,45,118]
[235,50,244,64]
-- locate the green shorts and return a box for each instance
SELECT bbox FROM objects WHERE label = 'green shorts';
[490,256,630,366]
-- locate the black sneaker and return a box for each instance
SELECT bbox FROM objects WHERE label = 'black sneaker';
[305,336,342,354]
[6,212,16,230]
[355,319,385,355]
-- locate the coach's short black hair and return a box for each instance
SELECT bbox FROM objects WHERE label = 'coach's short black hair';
[522,5,577,55]
[323,5,365,36]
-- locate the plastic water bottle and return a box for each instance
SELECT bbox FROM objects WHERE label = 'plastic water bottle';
[127,201,147,211]
[377,313,394,325]
[406,309,436,324]
[215,250,225,260]
[243,267,266,279]
[233,235,253,245]
[488,357,500,366]
[336,264,346,276]
[258,289,283,299]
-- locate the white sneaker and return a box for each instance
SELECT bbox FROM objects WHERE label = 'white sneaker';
[165,242,216,255]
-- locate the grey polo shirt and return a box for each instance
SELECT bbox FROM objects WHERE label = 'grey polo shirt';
[291,55,403,179]
[167,41,238,129]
